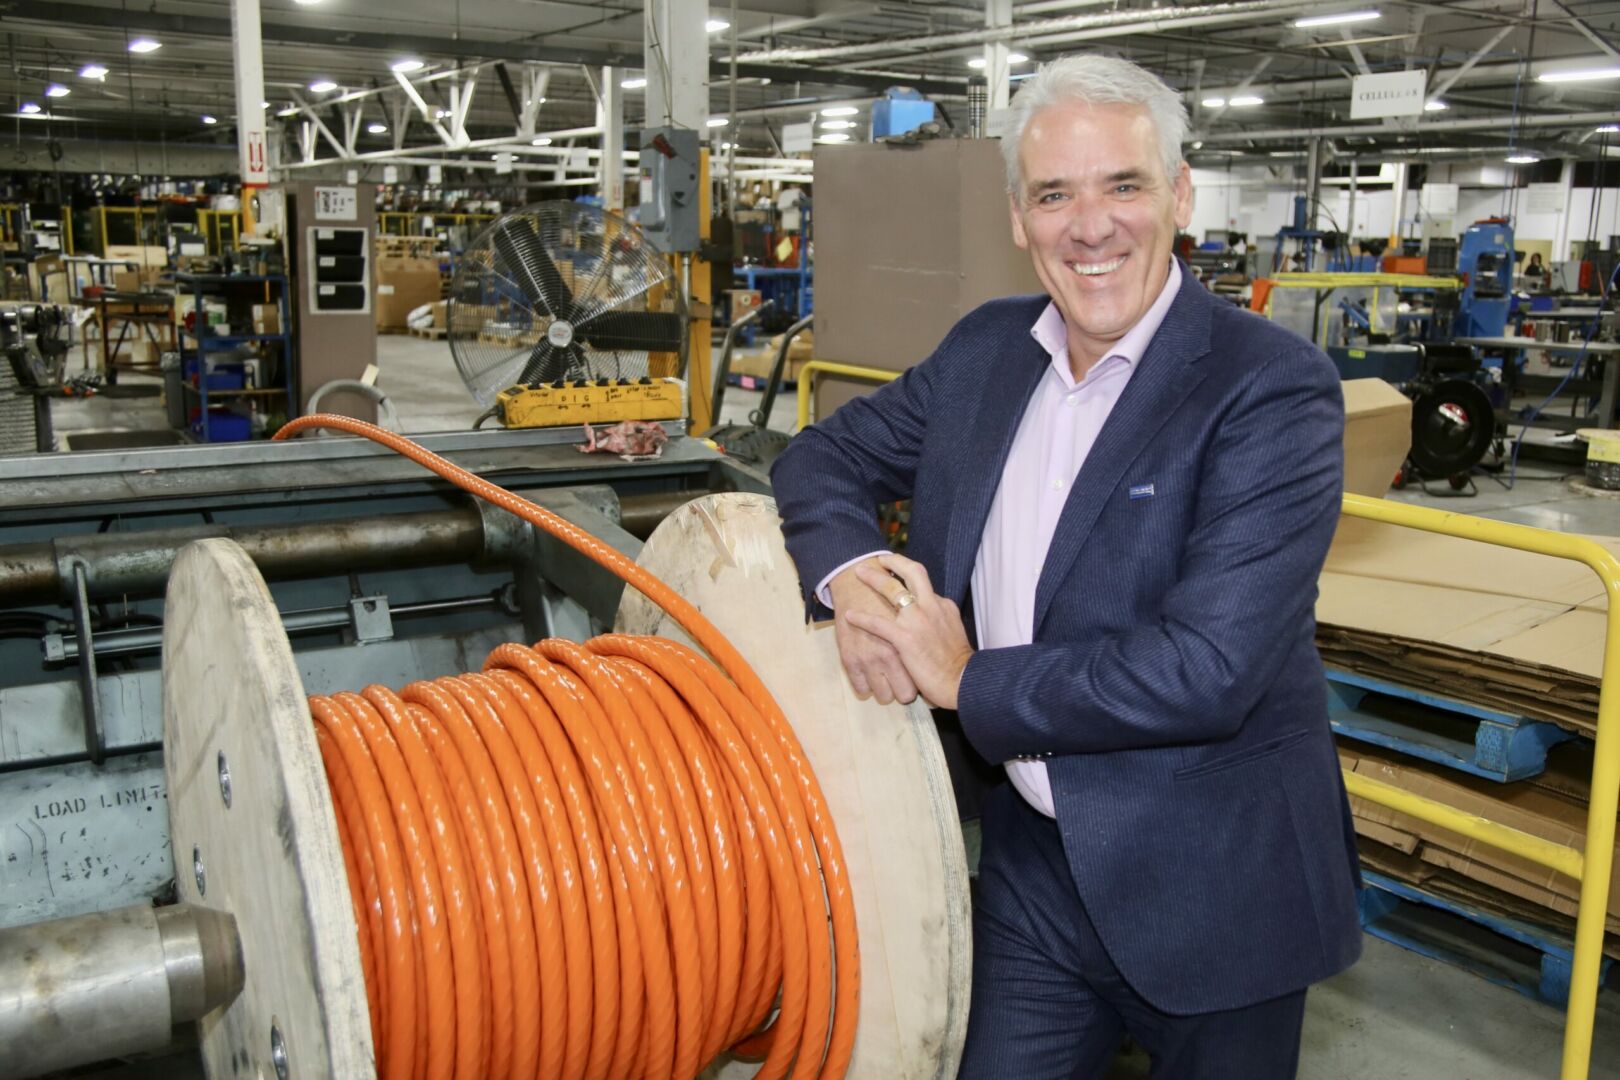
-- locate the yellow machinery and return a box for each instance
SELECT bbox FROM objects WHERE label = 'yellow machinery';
[495,376,685,428]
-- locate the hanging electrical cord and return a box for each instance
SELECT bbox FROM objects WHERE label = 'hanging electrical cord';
[272,413,860,1080]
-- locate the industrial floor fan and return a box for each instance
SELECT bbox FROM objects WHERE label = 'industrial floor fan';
[447,203,689,428]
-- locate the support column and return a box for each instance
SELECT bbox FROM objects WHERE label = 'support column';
[1389,161,1409,249]
[229,0,269,229]
[983,0,1013,112]
[644,0,708,130]
[598,66,624,212]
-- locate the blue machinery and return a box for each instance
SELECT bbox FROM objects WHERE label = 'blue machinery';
[1455,219,1514,339]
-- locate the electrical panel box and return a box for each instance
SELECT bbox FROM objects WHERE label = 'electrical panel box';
[307,227,371,314]
[637,127,701,253]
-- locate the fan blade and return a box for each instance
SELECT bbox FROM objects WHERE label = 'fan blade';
[516,342,573,386]
[576,310,685,353]
[491,217,574,318]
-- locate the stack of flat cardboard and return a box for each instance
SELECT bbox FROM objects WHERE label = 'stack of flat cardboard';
[375,249,443,330]
[1341,740,1620,952]
[1318,518,1612,736]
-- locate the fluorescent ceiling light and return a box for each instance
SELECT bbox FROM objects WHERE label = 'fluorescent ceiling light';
[1598,124,1620,133]
[1229,95,1264,107]
[1505,154,1539,164]
[80,63,109,80]
[276,106,299,117]
[293,0,325,5]
[967,57,987,68]
[127,39,162,54]
[621,76,647,89]
[821,119,855,130]
[367,122,388,134]
[391,58,425,74]
[531,136,552,145]
[46,84,69,98]
[1007,52,1029,63]
[705,18,730,32]
[721,141,733,150]
[706,116,729,127]
[259,100,269,108]
[820,106,858,117]
[19,102,41,114]
[817,132,851,143]
[1537,67,1620,84]
[1424,99,1448,111]
[433,108,450,118]
[1293,10,1380,29]
[201,115,218,125]
[1201,96,1226,107]
[309,80,338,93]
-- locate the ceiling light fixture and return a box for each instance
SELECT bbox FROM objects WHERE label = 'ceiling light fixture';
[820,106,858,117]
[276,106,299,117]
[1007,52,1029,63]
[967,57,987,69]
[367,122,388,134]
[1229,95,1264,107]
[80,63,109,80]
[1505,154,1539,164]
[1537,66,1620,83]
[127,39,162,54]
[821,119,855,130]
[1293,10,1380,29]
[390,58,425,74]
[202,115,218,125]
[1201,96,1226,107]
[706,116,729,127]
[1597,124,1620,133]
[1424,99,1448,111]
[46,84,70,98]
[706,18,730,32]
[531,136,552,145]
[19,102,41,114]
[309,80,338,93]
[817,132,851,143]
[621,76,647,89]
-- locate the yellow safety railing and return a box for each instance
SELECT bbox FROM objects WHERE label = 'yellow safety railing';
[1340,493,1620,1079]
[795,360,899,430]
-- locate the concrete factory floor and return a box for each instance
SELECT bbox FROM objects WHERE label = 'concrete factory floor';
[44,333,1620,1078]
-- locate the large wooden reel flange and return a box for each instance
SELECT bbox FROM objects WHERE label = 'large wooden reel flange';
[163,538,375,1078]
[618,493,971,1080]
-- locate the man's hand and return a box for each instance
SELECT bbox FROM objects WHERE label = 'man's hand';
[828,557,920,705]
[846,554,974,710]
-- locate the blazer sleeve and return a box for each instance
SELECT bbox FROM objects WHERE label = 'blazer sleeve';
[955,345,1345,761]
[769,324,956,611]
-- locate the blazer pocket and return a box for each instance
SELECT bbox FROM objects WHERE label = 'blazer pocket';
[1174,729,1312,780]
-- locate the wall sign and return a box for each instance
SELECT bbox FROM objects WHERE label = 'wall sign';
[1350,70,1427,119]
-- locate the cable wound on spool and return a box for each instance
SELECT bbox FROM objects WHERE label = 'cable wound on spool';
[273,414,859,1080]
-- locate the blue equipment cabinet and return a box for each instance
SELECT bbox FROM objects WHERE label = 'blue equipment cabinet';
[1454,219,1514,338]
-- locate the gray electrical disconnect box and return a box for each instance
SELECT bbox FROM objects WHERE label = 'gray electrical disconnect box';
[637,127,701,253]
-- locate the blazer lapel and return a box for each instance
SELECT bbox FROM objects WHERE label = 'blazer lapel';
[942,330,1049,601]
[1031,276,1215,632]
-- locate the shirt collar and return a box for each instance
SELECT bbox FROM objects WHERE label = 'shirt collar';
[1029,259,1182,388]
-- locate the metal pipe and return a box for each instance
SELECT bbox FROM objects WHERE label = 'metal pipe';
[0,903,244,1079]
[1196,110,1620,145]
[0,507,491,608]
[617,490,704,538]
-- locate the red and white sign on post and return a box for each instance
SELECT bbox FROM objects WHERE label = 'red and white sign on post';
[230,0,270,189]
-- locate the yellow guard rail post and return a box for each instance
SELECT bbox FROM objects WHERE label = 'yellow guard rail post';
[795,360,899,430]
[1340,493,1620,1079]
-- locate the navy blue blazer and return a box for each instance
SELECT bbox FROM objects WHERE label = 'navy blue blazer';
[771,266,1363,1015]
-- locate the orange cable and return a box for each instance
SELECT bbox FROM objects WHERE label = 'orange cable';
[275,415,859,1080]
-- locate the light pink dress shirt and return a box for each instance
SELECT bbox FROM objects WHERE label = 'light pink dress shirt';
[978,261,1182,817]
[818,262,1183,817]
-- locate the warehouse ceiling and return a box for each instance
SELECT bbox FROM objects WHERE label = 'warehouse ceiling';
[1,0,1617,175]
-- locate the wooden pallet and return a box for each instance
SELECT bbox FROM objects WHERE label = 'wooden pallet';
[407,325,447,340]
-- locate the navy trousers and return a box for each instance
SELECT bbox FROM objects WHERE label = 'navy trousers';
[958,783,1307,1080]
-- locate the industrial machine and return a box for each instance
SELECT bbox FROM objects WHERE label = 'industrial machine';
[0,409,969,1076]
[1453,218,1515,339]
[447,202,688,429]
[0,301,71,454]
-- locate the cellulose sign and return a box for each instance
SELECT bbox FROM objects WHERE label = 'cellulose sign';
[1350,70,1427,119]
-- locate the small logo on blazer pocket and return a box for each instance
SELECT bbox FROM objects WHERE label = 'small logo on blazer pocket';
[1128,483,1155,500]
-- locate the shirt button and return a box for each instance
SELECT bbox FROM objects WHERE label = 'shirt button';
[1051,478,1064,491]
[1064,395,1079,407]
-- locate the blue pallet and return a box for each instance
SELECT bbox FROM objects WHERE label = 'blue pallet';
[1328,669,1576,782]
[1359,870,1611,1006]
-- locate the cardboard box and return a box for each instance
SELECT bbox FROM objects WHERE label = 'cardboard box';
[726,289,763,324]
[375,254,442,330]
[252,303,281,336]
[1340,378,1412,499]
[731,330,814,382]
[113,267,165,294]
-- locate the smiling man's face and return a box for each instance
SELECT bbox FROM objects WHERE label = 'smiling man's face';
[1010,99,1194,376]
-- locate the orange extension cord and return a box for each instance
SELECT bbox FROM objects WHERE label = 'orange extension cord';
[273,415,858,1080]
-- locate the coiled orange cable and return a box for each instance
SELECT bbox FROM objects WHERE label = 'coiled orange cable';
[274,415,858,1080]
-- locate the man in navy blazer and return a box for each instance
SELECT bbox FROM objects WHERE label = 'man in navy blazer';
[771,54,1362,1077]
